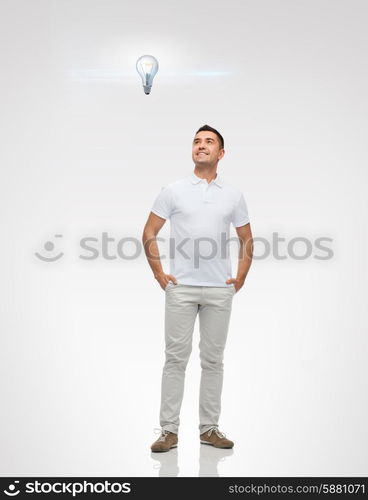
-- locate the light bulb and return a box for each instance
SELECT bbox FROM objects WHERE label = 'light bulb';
[136,55,159,95]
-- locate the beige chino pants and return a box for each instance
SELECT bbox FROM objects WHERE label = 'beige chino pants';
[160,283,236,434]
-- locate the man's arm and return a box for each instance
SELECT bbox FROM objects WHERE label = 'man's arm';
[142,212,178,290]
[226,222,253,292]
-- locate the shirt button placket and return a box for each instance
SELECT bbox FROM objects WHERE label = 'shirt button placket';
[203,182,212,203]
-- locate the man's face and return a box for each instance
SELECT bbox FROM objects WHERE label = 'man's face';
[192,131,225,166]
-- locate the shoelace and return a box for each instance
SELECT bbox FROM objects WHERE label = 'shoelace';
[207,426,226,439]
[154,427,170,442]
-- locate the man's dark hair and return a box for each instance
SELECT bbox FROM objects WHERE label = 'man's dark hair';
[195,124,224,150]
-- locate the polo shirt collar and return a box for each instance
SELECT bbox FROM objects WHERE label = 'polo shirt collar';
[190,171,223,188]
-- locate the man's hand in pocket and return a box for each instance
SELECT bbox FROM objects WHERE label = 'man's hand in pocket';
[155,272,178,290]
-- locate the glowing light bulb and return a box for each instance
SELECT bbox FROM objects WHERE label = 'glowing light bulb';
[136,55,159,95]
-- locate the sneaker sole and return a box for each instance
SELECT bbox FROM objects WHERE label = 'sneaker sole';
[200,440,233,448]
[151,444,178,453]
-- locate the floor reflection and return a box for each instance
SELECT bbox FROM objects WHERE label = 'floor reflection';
[151,447,179,477]
[151,444,234,477]
[199,444,234,477]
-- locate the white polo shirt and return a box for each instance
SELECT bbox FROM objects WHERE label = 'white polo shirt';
[150,172,250,287]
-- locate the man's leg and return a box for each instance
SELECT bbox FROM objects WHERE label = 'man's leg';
[160,284,200,433]
[198,286,235,434]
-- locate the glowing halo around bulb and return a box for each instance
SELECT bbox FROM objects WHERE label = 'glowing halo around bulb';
[136,55,159,95]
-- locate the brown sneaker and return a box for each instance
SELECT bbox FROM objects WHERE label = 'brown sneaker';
[200,427,234,448]
[151,430,178,453]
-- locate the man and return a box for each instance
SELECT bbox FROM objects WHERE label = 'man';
[142,125,253,452]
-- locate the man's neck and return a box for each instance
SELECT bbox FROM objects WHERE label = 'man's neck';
[193,166,218,184]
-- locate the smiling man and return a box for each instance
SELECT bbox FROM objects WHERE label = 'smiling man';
[142,124,253,452]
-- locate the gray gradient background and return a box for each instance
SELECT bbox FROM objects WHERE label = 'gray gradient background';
[0,0,367,477]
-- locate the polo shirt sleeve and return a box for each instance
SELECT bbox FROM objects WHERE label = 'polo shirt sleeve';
[232,193,250,228]
[151,186,173,220]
